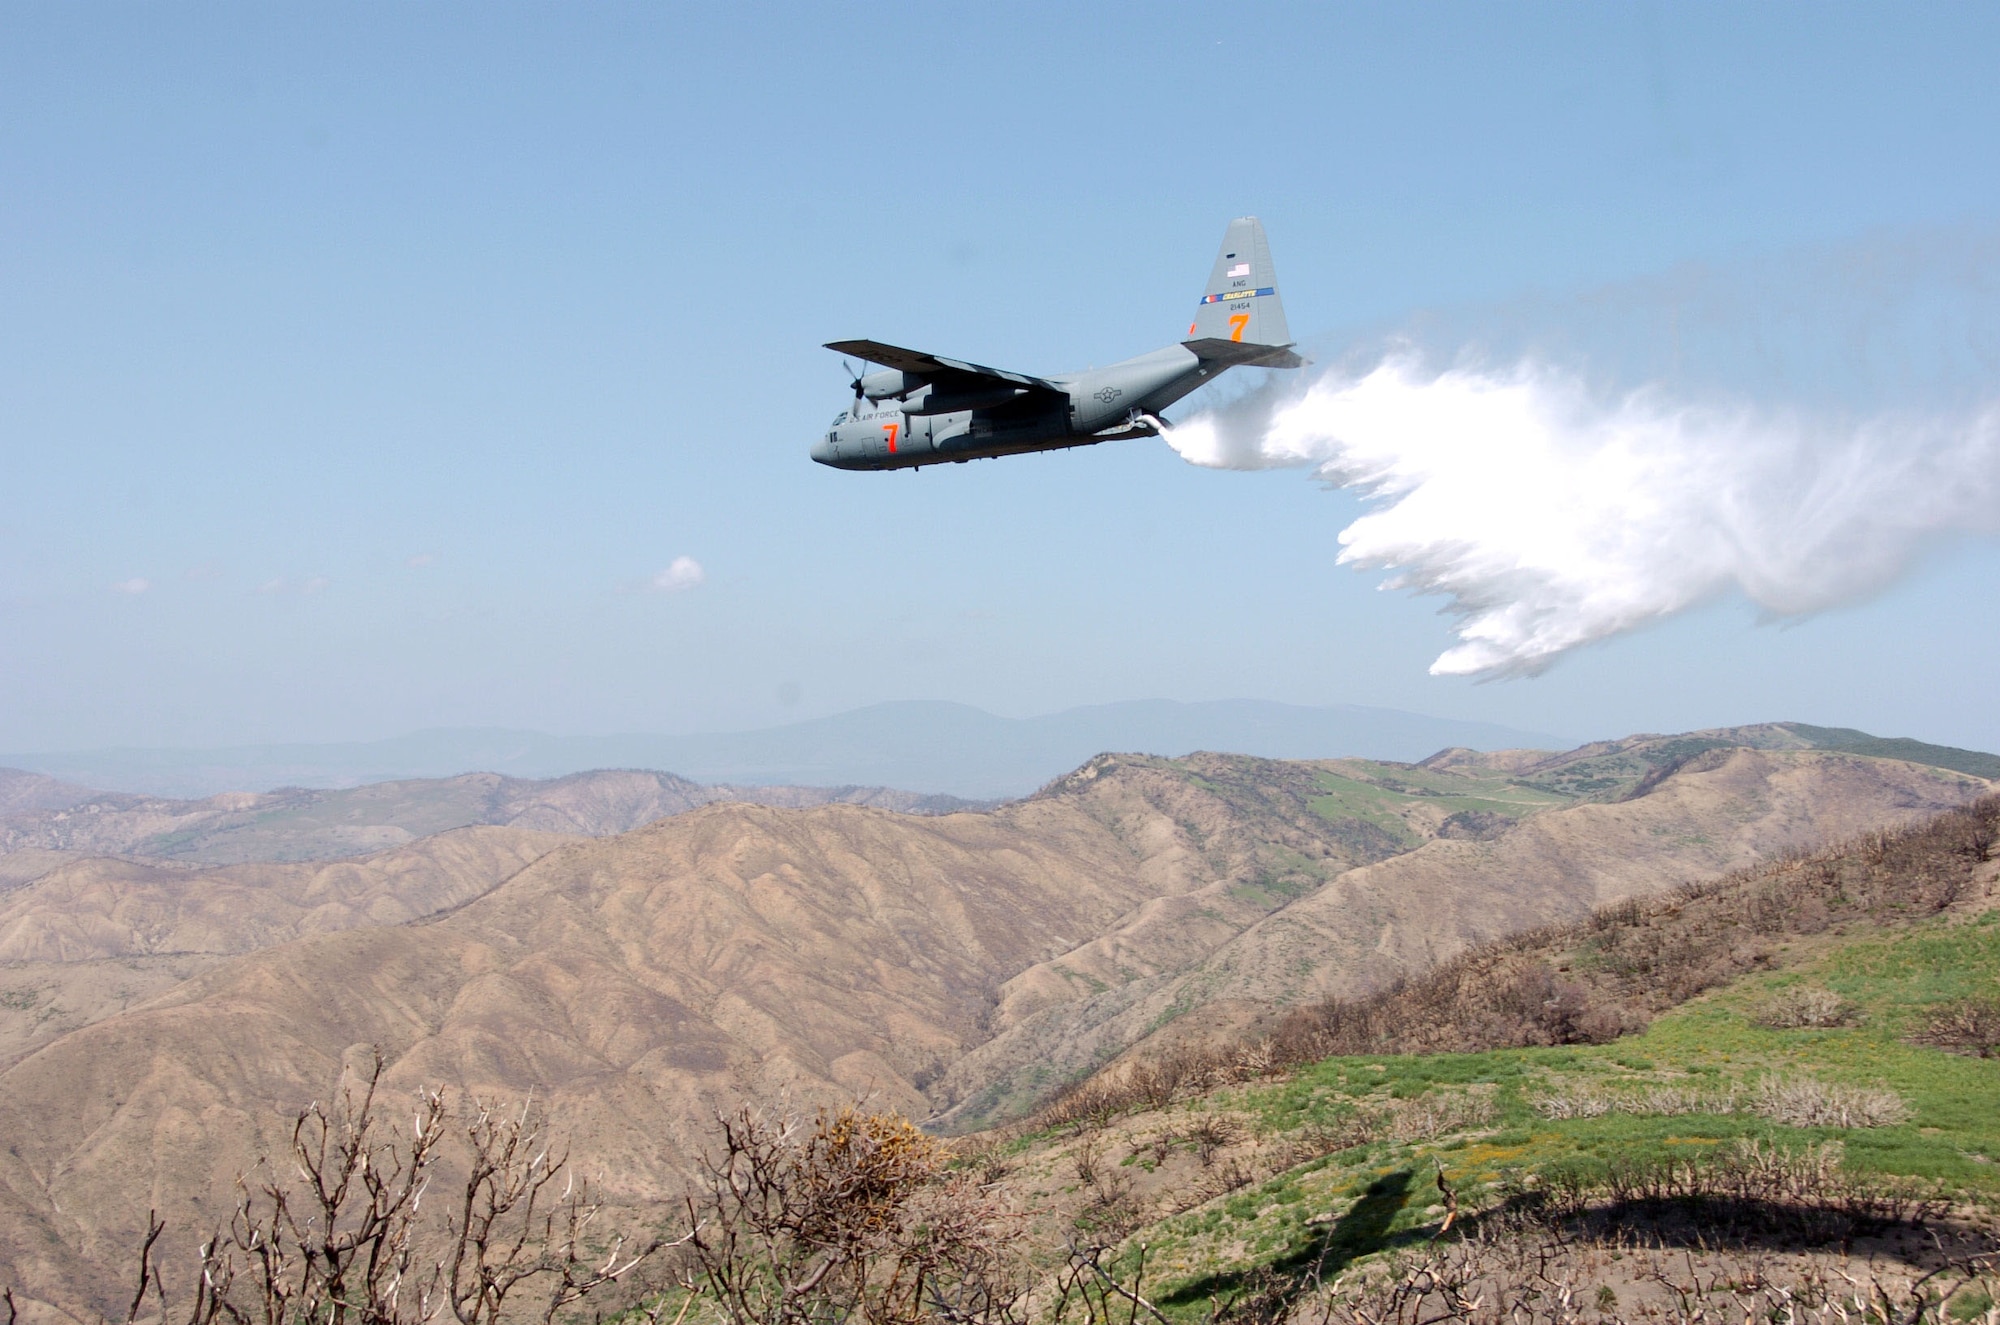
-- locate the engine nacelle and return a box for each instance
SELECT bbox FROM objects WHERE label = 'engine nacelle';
[858,370,915,401]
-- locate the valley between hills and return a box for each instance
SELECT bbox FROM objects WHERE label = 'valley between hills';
[0,722,1993,1317]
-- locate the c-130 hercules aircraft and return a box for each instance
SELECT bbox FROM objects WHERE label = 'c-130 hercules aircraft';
[812,217,1301,470]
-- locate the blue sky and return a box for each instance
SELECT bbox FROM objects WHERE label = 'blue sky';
[3,3,1998,754]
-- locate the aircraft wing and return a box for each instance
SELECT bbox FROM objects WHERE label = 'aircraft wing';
[825,339,1066,397]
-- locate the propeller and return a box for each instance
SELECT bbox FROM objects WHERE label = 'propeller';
[842,359,866,414]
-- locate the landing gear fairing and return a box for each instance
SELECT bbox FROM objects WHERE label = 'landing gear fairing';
[811,217,1302,471]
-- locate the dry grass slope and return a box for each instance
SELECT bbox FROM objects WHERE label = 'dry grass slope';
[0,826,576,1068]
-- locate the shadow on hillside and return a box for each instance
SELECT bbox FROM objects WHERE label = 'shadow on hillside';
[1155,1176,1983,1323]
[1499,1192,1971,1262]
[1157,1169,1427,1317]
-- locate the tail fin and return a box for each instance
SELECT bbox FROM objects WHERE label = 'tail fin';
[1185,216,1302,368]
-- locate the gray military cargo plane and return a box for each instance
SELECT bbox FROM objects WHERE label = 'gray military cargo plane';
[812,217,1302,470]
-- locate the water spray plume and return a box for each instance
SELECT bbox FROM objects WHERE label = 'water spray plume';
[1171,355,2000,678]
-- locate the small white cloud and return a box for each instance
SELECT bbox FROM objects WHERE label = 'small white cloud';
[406,552,437,568]
[111,577,152,595]
[650,556,706,592]
[301,576,331,594]
[257,577,287,595]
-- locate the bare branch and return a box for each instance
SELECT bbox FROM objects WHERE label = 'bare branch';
[124,1211,165,1325]
[107,1051,665,1325]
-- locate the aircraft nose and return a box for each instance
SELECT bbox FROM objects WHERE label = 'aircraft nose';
[809,436,834,465]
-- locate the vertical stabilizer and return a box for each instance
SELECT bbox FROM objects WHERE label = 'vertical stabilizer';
[1188,216,1292,350]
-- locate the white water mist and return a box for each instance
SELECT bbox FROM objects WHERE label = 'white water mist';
[1170,355,2000,677]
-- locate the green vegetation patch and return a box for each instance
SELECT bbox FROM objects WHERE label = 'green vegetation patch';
[1305,763,1571,842]
[1124,908,2000,1317]
[1784,723,2000,780]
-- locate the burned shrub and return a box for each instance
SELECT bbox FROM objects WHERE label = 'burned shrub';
[682,1106,1023,1325]
[1755,985,1856,1029]
[1915,996,2000,1058]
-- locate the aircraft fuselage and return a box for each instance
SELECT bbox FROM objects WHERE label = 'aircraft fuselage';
[810,345,1221,471]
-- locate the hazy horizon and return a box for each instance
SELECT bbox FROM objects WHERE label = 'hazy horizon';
[0,696,1581,800]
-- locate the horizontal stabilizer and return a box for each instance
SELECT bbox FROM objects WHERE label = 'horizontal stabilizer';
[1182,337,1305,370]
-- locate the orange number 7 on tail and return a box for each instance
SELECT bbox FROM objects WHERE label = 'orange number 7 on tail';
[1228,314,1250,342]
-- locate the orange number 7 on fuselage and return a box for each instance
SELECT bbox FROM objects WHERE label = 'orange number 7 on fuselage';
[882,422,900,453]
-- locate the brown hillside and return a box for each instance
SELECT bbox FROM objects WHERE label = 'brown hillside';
[1180,747,1971,1008]
[0,851,75,891]
[928,748,1986,1129]
[0,825,572,1068]
[0,798,1169,1313]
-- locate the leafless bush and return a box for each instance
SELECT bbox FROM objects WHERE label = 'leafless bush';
[1387,1092,1496,1142]
[1531,1088,1614,1121]
[1536,1077,1908,1129]
[1625,1083,1738,1116]
[1279,1112,1386,1164]
[1228,1041,1279,1079]
[679,1105,1024,1325]
[1183,1115,1241,1166]
[1123,1048,1212,1110]
[1073,1168,1142,1242]
[681,1129,1168,1325]
[1023,1043,1281,1135]
[1915,996,2000,1058]
[1034,1075,1148,1134]
[1034,1083,1119,1134]
[111,1052,671,1325]
[1591,1138,1851,1210]
[1070,1135,1104,1186]
[1041,1241,1171,1325]
[1184,1158,1257,1210]
[1751,1077,1912,1128]
[1264,964,1631,1069]
[953,1137,1013,1186]
[1757,985,1857,1029]
[1533,1082,1738,1120]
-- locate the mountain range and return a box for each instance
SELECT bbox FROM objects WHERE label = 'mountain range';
[0,768,980,866]
[0,699,1570,799]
